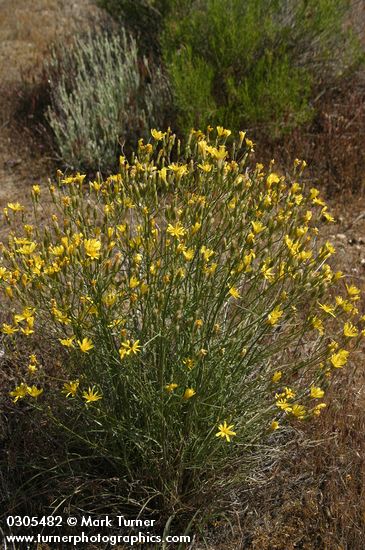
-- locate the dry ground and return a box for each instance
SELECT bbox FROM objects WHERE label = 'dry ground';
[1,1,365,549]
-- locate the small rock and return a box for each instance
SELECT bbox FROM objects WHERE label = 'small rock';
[336,233,347,240]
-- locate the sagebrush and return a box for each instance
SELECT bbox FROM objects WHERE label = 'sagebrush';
[47,31,170,172]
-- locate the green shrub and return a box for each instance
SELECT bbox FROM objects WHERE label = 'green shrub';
[1,128,362,527]
[96,0,171,55]
[162,0,363,136]
[47,31,170,172]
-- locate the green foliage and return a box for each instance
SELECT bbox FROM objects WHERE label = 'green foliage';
[161,0,363,136]
[96,0,171,55]
[47,31,170,172]
[168,46,216,131]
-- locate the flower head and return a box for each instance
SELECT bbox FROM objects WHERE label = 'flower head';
[77,337,94,353]
[216,421,236,442]
[84,239,101,260]
[229,286,241,299]
[330,349,349,368]
[9,383,28,402]
[267,306,283,326]
[343,322,358,338]
[27,385,43,398]
[167,222,186,238]
[182,388,196,400]
[165,383,178,393]
[62,380,79,398]
[82,386,102,403]
[310,386,324,399]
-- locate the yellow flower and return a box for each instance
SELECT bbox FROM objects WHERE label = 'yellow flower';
[321,208,335,222]
[291,404,306,419]
[312,403,327,416]
[272,371,282,383]
[215,420,236,442]
[310,386,325,399]
[52,306,71,325]
[129,340,142,354]
[166,222,186,238]
[318,302,336,317]
[59,337,75,348]
[77,337,94,353]
[82,386,102,403]
[346,284,361,301]
[32,185,41,196]
[183,248,194,261]
[27,385,43,398]
[10,383,28,402]
[7,202,24,212]
[14,307,35,324]
[228,286,240,299]
[330,349,349,369]
[191,221,201,235]
[62,379,80,398]
[266,173,280,186]
[129,276,139,289]
[271,420,279,431]
[28,364,38,373]
[183,357,195,370]
[284,387,295,399]
[119,339,142,358]
[182,388,196,400]
[208,145,227,161]
[216,126,231,138]
[16,242,37,255]
[84,239,101,260]
[311,316,324,335]
[267,306,283,326]
[251,221,265,234]
[198,163,213,173]
[2,323,18,335]
[261,264,275,282]
[168,163,189,178]
[49,244,65,256]
[239,131,246,144]
[276,399,292,412]
[159,167,167,182]
[165,383,178,393]
[21,326,34,336]
[245,138,254,150]
[151,129,166,140]
[343,322,358,338]
[200,245,214,262]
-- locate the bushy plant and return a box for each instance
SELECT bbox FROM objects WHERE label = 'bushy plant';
[162,0,363,136]
[96,0,170,56]
[47,31,170,172]
[1,128,362,526]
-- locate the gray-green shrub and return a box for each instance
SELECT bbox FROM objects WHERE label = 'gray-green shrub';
[47,31,170,171]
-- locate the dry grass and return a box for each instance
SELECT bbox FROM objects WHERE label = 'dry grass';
[0,0,103,86]
[255,73,365,195]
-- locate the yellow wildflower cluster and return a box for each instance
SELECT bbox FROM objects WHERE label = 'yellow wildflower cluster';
[0,126,361,455]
